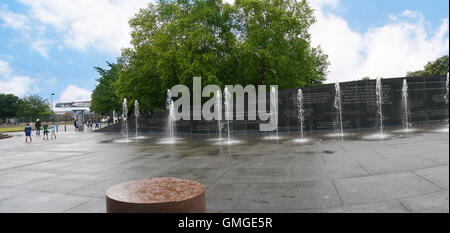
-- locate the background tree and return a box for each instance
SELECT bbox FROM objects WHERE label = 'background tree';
[233,0,328,87]
[0,94,20,123]
[17,95,52,122]
[114,0,329,112]
[90,62,122,116]
[407,55,449,77]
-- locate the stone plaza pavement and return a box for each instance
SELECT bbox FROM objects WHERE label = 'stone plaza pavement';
[0,126,448,213]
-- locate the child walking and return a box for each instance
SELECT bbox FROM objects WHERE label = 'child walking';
[42,122,49,140]
[25,123,32,143]
[50,123,56,140]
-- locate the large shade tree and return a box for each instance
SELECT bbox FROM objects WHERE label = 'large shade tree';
[91,62,122,116]
[407,55,449,77]
[0,94,20,122]
[114,0,329,112]
[17,95,52,122]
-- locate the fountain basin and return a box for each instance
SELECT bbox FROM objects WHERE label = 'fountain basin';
[158,138,186,145]
[362,133,393,140]
[262,136,285,141]
[290,138,313,144]
[214,140,244,146]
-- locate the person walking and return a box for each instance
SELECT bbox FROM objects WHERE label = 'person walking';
[25,123,32,143]
[35,119,41,136]
[42,122,49,140]
[50,123,57,140]
[95,119,99,130]
[74,120,78,132]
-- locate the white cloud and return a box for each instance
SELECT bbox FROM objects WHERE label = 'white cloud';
[0,60,13,76]
[310,0,339,9]
[310,1,449,83]
[0,60,36,96]
[58,85,92,103]
[0,5,30,30]
[18,0,150,54]
[0,5,53,58]
[30,39,53,58]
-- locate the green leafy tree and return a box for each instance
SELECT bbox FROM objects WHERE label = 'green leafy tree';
[0,94,20,121]
[114,0,329,112]
[17,95,52,122]
[407,55,449,77]
[91,62,122,115]
[233,0,328,87]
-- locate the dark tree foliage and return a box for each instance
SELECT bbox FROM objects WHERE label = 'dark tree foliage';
[17,95,52,122]
[0,94,20,119]
[109,0,328,112]
[90,62,122,115]
[407,55,449,77]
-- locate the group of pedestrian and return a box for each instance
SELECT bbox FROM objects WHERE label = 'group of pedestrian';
[85,119,100,130]
[73,119,100,132]
[25,119,56,143]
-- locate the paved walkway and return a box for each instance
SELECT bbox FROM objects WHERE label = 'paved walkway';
[0,125,448,213]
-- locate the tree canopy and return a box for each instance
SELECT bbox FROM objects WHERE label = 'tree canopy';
[112,0,329,113]
[16,95,52,122]
[0,94,20,120]
[90,62,122,115]
[0,94,53,122]
[407,55,449,77]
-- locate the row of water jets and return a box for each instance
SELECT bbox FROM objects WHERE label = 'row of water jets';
[122,74,449,144]
[120,98,142,143]
[318,75,449,141]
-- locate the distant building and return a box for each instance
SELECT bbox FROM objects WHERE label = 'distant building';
[54,101,96,121]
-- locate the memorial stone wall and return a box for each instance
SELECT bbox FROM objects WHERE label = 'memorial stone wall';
[99,75,449,135]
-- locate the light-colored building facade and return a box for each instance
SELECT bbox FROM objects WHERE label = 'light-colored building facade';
[54,101,96,122]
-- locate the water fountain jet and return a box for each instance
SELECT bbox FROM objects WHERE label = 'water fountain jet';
[394,80,420,134]
[123,98,129,142]
[135,100,139,139]
[158,90,182,144]
[326,82,347,139]
[435,73,450,133]
[292,89,311,143]
[364,78,391,140]
[217,89,224,141]
[213,87,242,145]
[263,87,282,141]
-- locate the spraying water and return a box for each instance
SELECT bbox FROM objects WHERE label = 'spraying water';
[224,87,232,144]
[122,98,129,142]
[216,89,223,141]
[444,73,449,131]
[166,90,176,141]
[402,80,410,132]
[446,73,449,104]
[334,82,344,138]
[271,86,279,140]
[376,78,384,136]
[262,87,281,141]
[446,73,449,123]
[135,100,139,139]
[431,74,449,134]
[363,78,391,140]
[297,89,305,140]
[157,90,184,144]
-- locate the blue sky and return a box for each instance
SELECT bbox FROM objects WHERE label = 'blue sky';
[0,0,448,103]
[333,0,449,33]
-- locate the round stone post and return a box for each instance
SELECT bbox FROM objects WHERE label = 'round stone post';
[106,177,206,213]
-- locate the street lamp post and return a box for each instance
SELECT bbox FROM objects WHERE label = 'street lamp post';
[51,93,55,121]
